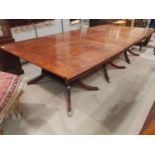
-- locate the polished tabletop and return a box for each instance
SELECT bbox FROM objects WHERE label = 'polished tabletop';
[1,25,154,82]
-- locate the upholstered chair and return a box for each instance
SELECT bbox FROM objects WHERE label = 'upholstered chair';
[0,71,25,134]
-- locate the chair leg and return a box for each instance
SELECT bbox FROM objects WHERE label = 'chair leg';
[16,103,24,117]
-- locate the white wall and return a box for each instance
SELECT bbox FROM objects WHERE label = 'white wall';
[11,19,62,42]
[11,19,89,42]
[36,19,62,37]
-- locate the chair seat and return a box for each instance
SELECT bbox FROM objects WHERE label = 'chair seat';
[0,71,23,113]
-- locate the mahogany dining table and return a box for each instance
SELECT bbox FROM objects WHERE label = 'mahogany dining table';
[0,25,154,116]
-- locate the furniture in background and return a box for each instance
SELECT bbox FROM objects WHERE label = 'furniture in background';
[149,19,155,29]
[9,19,60,42]
[8,19,53,28]
[101,19,153,52]
[133,20,154,51]
[0,71,25,134]
[89,19,120,27]
[89,20,141,61]
[0,20,24,75]
[134,19,149,28]
[10,19,88,42]
[8,19,55,39]
[0,20,14,44]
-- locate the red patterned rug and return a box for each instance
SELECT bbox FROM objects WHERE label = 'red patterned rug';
[0,72,22,112]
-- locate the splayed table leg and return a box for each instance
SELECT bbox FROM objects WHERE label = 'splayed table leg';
[28,73,46,84]
[128,48,140,56]
[124,51,131,64]
[103,64,110,83]
[78,81,99,90]
[109,62,126,69]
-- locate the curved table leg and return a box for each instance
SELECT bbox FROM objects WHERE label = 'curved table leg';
[124,51,131,64]
[128,49,140,56]
[78,81,99,90]
[28,73,46,85]
[66,81,99,117]
[103,65,110,83]
[66,85,72,117]
[154,48,155,55]
[109,62,126,69]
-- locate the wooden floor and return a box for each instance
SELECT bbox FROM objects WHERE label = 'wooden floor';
[140,102,155,135]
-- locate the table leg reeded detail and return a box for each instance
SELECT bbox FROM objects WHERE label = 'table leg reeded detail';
[103,64,110,83]
[66,85,72,117]
[124,51,131,64]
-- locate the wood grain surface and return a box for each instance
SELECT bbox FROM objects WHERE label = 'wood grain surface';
[1,25,154,82]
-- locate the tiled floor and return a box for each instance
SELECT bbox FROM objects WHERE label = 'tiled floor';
[3,34,155,135]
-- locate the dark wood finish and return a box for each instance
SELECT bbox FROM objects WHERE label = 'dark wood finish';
[0,50,24,75]
[136,35,152,51]
[140,102,155,135]
[109,62,126,69]
[124,51,131,64]
[1,25,153,81]
[0,38,14,45]
[28,73,46,84]
[1,25,154,115]
[0,20,12,38]
[0,20,15,45]
[103,64,110,83]
[0,19,14,46]
[0,20,24,75]
[78,81,99,91]
[128,48,140,56]
[89,19,120,27]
